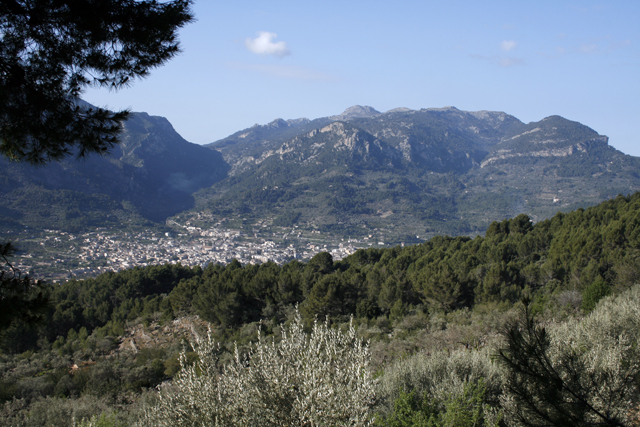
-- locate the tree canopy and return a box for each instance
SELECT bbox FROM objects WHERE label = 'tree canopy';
[0,242,49,342]
[0,0,194,164]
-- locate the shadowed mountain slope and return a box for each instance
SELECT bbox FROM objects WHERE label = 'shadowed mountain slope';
[0,112,229,231]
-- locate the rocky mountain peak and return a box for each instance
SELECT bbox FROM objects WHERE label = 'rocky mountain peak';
[5,102,639,243]
[267,118,289,129]
[286,118,311,126]
[330,105,381,121]
[385,107,414,114]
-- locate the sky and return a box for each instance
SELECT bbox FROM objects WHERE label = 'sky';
[84,1,640,156]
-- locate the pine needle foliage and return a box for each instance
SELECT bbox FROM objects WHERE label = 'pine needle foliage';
[498,287,640,427]
[0,0,194,164]
[0,241,50,341]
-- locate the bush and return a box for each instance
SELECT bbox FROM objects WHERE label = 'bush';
[580,277,610,313]
[378,379,499,427]
[498,286,640,427]
[0,395,115,427]
[376,347,503,425]
[139,309,376,426]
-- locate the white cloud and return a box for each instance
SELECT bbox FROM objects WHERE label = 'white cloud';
[245,31,291,58]
[500,40,518,52]
[578,38,632,55]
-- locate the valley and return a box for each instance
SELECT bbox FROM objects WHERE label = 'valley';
[9,221,373,282]
[2,104,640,278]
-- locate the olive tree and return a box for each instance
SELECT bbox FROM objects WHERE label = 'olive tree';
[140,310,377,426]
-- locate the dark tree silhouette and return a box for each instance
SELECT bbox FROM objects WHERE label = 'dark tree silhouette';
[0,242,49,338]
[497,299,629,427]
[0,0,194,164]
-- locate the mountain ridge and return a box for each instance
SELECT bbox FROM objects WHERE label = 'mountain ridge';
[1,104,639,242]
[195,105,640,239]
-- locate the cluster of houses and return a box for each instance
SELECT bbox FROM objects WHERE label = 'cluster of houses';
[11,225,362,281]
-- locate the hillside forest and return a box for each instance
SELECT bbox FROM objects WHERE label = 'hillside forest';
[2,192,640,426]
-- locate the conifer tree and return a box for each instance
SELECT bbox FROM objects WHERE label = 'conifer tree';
[0,0,194,164]
[0,242,49,340]
[0,0,194,342]
[497,294,640,427]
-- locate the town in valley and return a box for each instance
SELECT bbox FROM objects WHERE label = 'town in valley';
[7,221,402,282]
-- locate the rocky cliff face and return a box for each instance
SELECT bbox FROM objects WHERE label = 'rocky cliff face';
[212,106,626,178]
[197,105,640,240]
[480,115,609,167]
[213,106,531,175]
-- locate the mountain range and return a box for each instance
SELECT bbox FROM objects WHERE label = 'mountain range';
[1,105,639,241]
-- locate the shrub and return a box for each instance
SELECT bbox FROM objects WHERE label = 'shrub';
[0,395,116,427]
[377,347,503,416]
[139,309,376,426]
[498,285,640,427]
[377,379,499,427]
[375,345,503,427]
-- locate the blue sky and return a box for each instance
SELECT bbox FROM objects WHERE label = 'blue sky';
[84,1,640,156]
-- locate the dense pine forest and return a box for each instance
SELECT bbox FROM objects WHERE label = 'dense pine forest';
[2,192,640,426]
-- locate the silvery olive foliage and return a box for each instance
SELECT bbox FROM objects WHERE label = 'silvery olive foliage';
[139,310,376,426]
[378,347,502,405]
[500,285,640,427]
[377,346,503,425]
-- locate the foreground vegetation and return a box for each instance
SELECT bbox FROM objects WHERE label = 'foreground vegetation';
[2,193,640,426]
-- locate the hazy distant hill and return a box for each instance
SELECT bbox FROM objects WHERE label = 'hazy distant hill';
[1,104,638,239]
[0,111,228,231]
